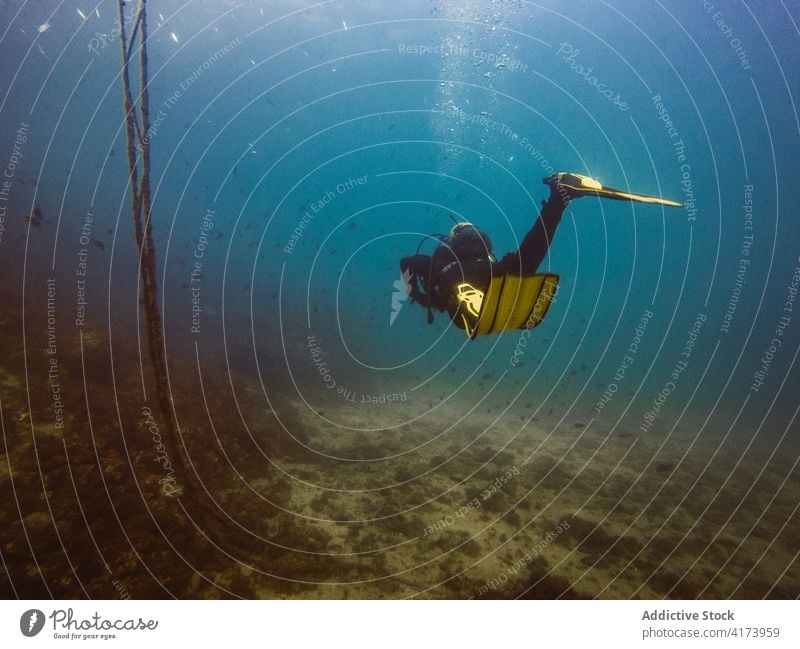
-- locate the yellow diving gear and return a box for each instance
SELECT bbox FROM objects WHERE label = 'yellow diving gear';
[456,273,559,338]
[545,172,683,207]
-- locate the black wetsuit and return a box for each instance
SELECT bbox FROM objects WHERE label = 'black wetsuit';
[400,191,568,329]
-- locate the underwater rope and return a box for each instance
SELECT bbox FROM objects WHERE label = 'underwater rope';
[117,0,186,496]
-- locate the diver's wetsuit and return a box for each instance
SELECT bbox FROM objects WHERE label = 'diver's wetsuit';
[400,188,568,329]
[400,171,683,333]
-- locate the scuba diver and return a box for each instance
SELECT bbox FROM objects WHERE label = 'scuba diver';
[400,172,682,338]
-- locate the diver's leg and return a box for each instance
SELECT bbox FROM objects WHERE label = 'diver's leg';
[495,190,568,275]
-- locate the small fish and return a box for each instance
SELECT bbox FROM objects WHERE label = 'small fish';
[159,13,165,22]
[170,32,179,43]
[37,22,50,33]
[93,239,105,250]
[95,8,100,18]
[342,20,348,30]
[77,8,87,20]
[26,205,44,227]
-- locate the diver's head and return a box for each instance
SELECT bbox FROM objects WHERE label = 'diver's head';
[448,222,493,259]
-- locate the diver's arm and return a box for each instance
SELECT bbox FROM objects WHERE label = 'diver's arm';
[400,254,433,307]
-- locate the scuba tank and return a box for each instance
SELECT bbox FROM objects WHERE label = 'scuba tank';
[413,218,494,324]
[447,221,493,259]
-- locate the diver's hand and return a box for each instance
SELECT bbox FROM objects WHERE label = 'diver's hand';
[400,254,426,274]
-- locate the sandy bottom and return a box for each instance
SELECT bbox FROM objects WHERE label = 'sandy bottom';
[1,339,798,599]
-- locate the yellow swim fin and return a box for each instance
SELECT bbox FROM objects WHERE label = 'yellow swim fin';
[545,172,683,207]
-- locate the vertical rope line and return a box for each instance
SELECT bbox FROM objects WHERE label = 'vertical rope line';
[117,1,143,253]
[118,0,185,495]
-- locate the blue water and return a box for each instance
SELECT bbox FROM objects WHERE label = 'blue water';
[0,0,797,598]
